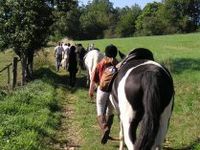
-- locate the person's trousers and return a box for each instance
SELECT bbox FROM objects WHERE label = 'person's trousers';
[56,55,62,71]
[96,87,113,116]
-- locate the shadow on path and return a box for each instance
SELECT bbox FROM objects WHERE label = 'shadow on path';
[34,67,88,92]
[33,67,88,149]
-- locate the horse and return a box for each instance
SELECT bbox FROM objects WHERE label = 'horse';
[84,48,104,86]
[76,44,87,70]
[110,48,174,150]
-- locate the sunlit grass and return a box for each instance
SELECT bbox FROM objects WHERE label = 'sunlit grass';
[0,80,61,150]
[75,33,200,149]
[0,32,200,149]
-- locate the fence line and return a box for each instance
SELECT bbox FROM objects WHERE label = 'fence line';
[0,57,21,90]
[0,63,12,73]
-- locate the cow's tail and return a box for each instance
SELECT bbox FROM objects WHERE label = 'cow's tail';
[135,72,161,149]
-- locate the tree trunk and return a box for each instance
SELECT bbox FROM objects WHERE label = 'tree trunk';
[21,54,28,85]
[26,51,34,80]
[12,57,18,89]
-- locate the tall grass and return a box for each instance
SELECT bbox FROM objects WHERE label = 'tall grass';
[0,80,60,150]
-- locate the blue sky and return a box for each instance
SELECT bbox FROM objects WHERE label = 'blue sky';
[79,0,161,8]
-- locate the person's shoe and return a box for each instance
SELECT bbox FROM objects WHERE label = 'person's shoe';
[101,127,110,144]
[101,114,114,144]
[97,115,110,144]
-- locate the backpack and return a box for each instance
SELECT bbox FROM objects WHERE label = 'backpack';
[99,65,118,92]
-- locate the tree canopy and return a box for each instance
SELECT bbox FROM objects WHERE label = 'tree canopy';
[0,0,53,54]
[1,0,199,47]
[0,0,53,83]
[115,5,142,37]
[136,2,165,35]
[1,0,199,42]
[69,0,200,39]
[1,0,200,47]
[79,0,116,39]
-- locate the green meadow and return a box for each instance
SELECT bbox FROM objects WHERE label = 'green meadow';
[0,33,200,149]
[74,33,200,149]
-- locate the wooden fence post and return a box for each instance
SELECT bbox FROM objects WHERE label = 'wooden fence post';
[12,57,18,89]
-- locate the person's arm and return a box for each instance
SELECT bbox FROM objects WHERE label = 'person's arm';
[89,67,99,98]
[89,79,95,98]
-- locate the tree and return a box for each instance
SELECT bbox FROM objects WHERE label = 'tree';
[162,0,200,33]
[79,0,116,39]
[50,0,81,40]
[115,5,142,37]
[0,0,53,84]
[135,2,165,36]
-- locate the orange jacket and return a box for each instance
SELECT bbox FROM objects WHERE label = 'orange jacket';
[92,57,118,84]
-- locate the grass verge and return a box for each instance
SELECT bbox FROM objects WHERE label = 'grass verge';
[0,80,61,150]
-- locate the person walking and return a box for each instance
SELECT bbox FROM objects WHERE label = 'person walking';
[89,44,118,144]
[54,42,63,72]
[67,45,78,87]
[62,43,70,69]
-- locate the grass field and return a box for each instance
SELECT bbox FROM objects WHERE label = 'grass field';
[74,33,200,149]
[0,33,200,149]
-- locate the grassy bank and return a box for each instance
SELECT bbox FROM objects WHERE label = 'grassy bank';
[0,79,60,150]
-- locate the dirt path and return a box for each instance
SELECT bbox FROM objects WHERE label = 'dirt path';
[51,87,82,150]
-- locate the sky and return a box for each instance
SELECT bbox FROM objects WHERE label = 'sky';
[79,0,162,9]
